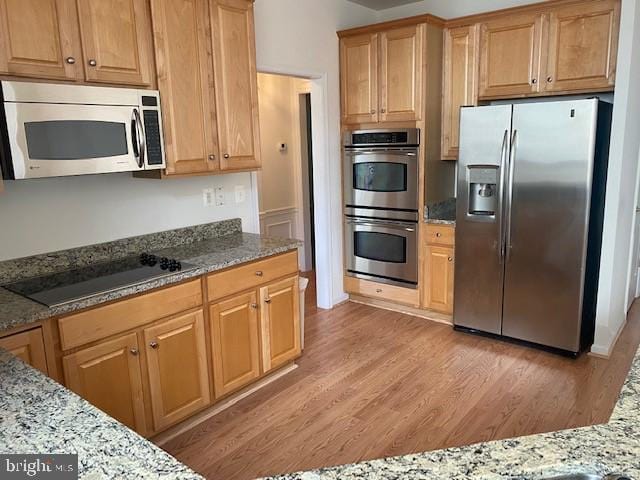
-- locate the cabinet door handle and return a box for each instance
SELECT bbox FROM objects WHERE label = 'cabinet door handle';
[531,78,537,84]
[88,59,97,67]
[208,154,216,161]
[251,303,258,309]
[436,232,442,237]
[381,108,386,113]
[264,298,272,304]
[223,153,230,159]
[130,348,139,356]
[65,57,76,64]
[371,110,376,114]
[375,288,382,293]
[255,270,264,277]
[448,257,453,262]
[149,341,159,349]
[546,76,553,83]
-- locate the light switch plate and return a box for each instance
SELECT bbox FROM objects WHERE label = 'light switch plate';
[235,185,246,203]
[202,188,214,207]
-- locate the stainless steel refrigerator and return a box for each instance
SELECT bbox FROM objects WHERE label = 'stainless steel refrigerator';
[453,99,612,355]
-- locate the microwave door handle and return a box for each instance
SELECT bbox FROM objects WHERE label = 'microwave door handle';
[132,108,145,168]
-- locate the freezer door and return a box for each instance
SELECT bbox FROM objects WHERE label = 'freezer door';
[454,105,512,334]
[502,99,599,352]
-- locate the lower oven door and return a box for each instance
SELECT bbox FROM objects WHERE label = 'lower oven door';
[345,217,418,288]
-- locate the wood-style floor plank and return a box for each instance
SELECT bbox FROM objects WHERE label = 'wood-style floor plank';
[161,273,640,480]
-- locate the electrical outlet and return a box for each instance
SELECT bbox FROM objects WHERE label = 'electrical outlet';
[235,185,246,203]
[202,188,214,207]
[215,187,225,206]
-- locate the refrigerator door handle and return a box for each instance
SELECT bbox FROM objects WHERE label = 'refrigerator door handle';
[498,129,509,262]
[505,129,518,262]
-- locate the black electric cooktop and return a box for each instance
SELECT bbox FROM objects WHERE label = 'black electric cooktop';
[4,253,196,307]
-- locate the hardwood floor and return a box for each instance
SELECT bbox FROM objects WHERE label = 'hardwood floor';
[161,274,640,480]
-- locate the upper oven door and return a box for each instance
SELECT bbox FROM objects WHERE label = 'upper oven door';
[344,147,418,211]
[4,102,142,179]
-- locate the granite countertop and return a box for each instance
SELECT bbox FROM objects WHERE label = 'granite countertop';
[424,218,456,226]
[265,350,640,480]
[0,228,300,333]
[0,349,203,479]
[424,198,456,226]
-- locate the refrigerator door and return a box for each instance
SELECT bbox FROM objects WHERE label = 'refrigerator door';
[502,99,599,352]
[454,105,512,334]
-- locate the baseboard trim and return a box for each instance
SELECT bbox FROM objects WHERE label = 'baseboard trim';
[348,295,453,325]
[589,318,627,359]
[152,363,298,447]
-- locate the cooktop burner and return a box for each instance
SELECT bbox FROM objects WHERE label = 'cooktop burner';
[4,253,197,307]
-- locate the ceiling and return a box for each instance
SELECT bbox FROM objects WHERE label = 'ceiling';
[346,0,423,11]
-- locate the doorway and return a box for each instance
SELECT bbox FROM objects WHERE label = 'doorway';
[256,72,316,282]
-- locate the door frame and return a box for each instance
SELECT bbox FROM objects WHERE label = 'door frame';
[254,65,338,309]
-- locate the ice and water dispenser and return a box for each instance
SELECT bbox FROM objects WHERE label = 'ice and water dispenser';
[467,166,498,216]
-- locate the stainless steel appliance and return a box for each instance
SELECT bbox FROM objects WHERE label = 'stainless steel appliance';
[0,81,165,179]
[343,128,419,212]
[344,212,418,287]
[343,128,420,288]
[454,99,612,355]
[5,253,194,307]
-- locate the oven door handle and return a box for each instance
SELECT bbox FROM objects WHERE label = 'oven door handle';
[345,150,416,156]
[347,219,416,232]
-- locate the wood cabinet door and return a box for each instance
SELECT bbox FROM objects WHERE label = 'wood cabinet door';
[210,290,261,397]
[63,332,146,434]
[0,328,48,374]
[543,0,619,93]
[76,0,153,86]
[340,33,378,124]
[479,13,543,98]
[422,245,454,314]
[379,25,423,123]
[259,276,301,372]
[150,0,219,175]
[210,0,261,171]
[144,310,211,431]
[442,25,479,160]
[0,0,82,80]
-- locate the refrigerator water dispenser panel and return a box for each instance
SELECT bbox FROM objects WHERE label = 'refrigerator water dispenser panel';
[468,166,498,216]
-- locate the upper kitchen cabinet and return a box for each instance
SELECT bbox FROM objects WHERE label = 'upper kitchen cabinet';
[150,0,220,175]
[340,33,378,124]
[441,24,478,160]
[379,25,424,123]
[340,24,425,125]
[543,0,620,93]
[75,0,154,86]
[478,12,543,99]
[210,0,261,171]
[0,0,82,81]
[0,0,154,86]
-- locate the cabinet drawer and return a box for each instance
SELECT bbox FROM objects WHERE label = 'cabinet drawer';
[425,224,455,246]
[344,275,420,307]
[58,279,202,350]
[207,251,298,302]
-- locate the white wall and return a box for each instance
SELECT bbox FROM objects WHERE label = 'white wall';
[372,0,541,21]
[253,0,378,307]
[592,0,640,355]
[0,173,257,261]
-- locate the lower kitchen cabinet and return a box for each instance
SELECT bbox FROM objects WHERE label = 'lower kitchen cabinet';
[423,245,455,314]
[0,328,49,375]
[63,332,146,433]
[210,290,261,397]
[260,276,301,372]
[143,309,211,431]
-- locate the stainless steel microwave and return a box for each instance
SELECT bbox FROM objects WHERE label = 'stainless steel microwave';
[0,81,165,179]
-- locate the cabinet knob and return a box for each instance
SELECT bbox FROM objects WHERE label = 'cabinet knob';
[531,78,537,84]
[371,110,376,114]
[88,59,97,67]
[65,57,76,65]
[546,76,553,83]
[130,348,139,356]
[264,298,272,304]
[223,153,230,159]
[436,232,442,237]
[255,270,264,277]
[251,303,258,309]
[375,288,382,293]
[208,154,216,161]
[149,341,159,349]
[448,257,453,262]
[381,108,386,113]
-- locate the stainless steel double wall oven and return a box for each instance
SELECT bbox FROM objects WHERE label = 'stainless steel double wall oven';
[343,129,420,288]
